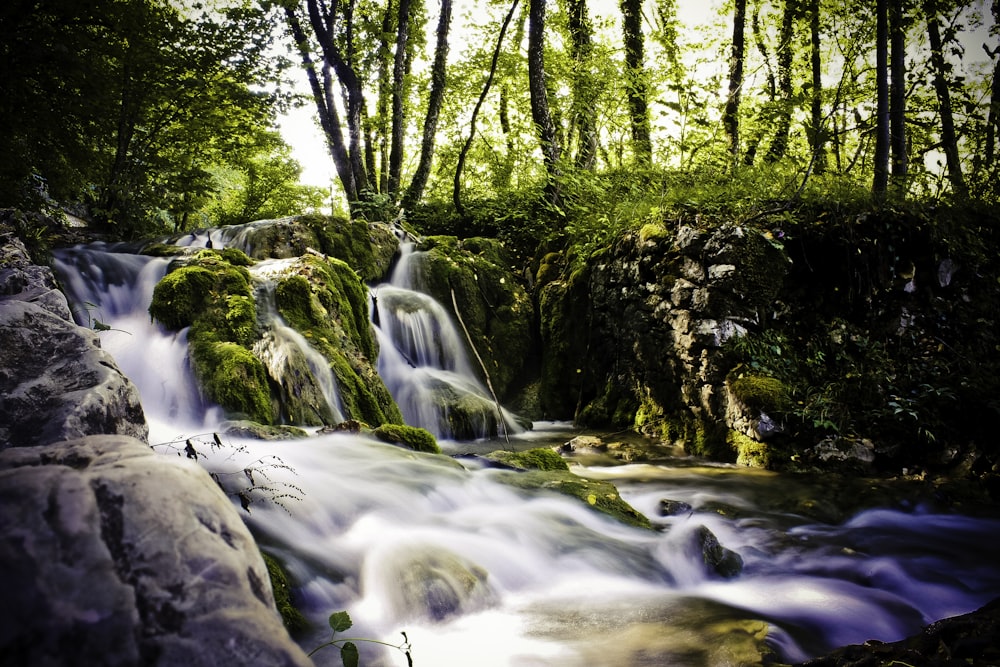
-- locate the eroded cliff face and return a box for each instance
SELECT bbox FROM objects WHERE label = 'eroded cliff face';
[0,219,311,666]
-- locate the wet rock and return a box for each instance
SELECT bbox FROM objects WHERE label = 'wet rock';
[690,525,744,579]
[804,437,876,473]
[0,435,312,666]
[657,499,694,516]
[0,232,147,448]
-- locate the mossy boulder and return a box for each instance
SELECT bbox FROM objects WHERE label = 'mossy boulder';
[300,214,398,282]
[407,236,534,400]
[728,374,790,414]
[149,250,276,424]
[486,447,568,471]
[495,469,652,529]
[373,423,440,454]
[273,255,403,427]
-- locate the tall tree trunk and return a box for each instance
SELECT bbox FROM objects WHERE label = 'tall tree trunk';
[889,0,907,192]
[454,0,520,215]
[924,1,967,197]
[567,0,597,170]
[388,0,413,199]
[305,0,369,203]
[723,0,746,170]
[766,0,796,163]
[745,5,775,166]
[284,6,356,202]
[403,0,452,211]
[528,0,561,201]
[808,0,826,174]
[873,0,890,199]
[376,3,394,194]
[620,0,651,166]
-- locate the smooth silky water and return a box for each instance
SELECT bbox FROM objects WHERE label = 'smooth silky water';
[53,241,1000,666]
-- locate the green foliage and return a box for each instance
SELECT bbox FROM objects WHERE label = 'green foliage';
[309,610,412,666]
[261,552,309,635]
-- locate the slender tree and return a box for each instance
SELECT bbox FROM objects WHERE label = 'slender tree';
[566,0,598,169]
[388,0,414,198]
[808,0,826,173]
[873,0,890,199]
[528,0,562,199]
[454,0,520,214]
[620,0,652,166]
[767,0,797,162]
[403,0,452,210]
[889,0,907,192]
[923,0,967,197]
[723,0,747,169]
[986,0,1000,170]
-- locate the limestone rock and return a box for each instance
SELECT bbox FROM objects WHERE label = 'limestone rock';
[0,435,312,666]
[0,298,148,449]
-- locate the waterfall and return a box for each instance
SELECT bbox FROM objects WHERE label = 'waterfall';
[50,237,1000,667]
[372,243,522,440]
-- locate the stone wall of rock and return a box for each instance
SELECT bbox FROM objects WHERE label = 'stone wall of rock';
[537,222,789,462]
[0,220,312,666]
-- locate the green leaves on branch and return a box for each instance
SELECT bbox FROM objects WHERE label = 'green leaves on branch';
[309,610,413,666]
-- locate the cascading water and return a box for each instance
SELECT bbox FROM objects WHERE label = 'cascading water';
[51,238,1000,667]
[372,243,521,440]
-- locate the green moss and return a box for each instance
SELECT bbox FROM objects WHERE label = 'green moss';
[729,430,772,468]
[218,246,254,266]
[373,423,441,454]
[497,470,652,529]
[148,265,216,329]
[222,421,309,440]
[487,447,568,471]
[729,375,790,413]
[301,214,398,282]
[191,341,274,424]
[261,552,309,635]
[274,256,403,426]
[638,222,669,243]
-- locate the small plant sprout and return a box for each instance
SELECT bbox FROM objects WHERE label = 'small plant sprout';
[72,301,132,334]
[309,610,413,667]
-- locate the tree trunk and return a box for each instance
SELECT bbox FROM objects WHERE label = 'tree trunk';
[889,0,907,192]
[808,0,826,174]
[284,5,356,203]
[388,0,413,199]
[402,0,452,211]
[723,0,746,170]
[745,5,775,166]
[620,0,651,166]
[873,0,890,199]
[567,0,597,170]
[454,0,520,215]
[766,0,796,163]
[924,1,967,197]
[376,2,394,194]
[924,0,967,197]
[528,0,562,200]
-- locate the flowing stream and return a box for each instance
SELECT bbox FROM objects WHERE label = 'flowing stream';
[52,240,1000,666]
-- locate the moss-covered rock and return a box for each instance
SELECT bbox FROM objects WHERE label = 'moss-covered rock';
[495,469,652,529]
[728,374,790,414]
[150,250,276,423]
[486,447,568,471]
[373,423,441,454]
[273,255,403,427]
[300,214,398,282]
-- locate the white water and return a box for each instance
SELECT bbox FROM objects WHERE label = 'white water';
[51,241,1000,666]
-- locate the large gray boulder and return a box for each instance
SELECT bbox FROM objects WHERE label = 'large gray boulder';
[0,435,312,666]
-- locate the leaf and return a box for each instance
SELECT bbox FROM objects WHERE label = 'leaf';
[329,610,353,633]
[340,642,359,667]
[184,439,199,460]
[213,432,223,447]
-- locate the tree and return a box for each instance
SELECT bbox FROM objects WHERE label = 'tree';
[889,0,907,192]
[620,0,652,166]
[403,0,452,210]
[807,0,826,173]
[873,0,890,199]
[986,0,1000,172]
[566,0,598,169]
[723,0,747,169]
[767,0,797,162]
[923,0,967,197]
[528,0,562,200]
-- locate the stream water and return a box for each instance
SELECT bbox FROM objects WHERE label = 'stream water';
[52,239,1000,666]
